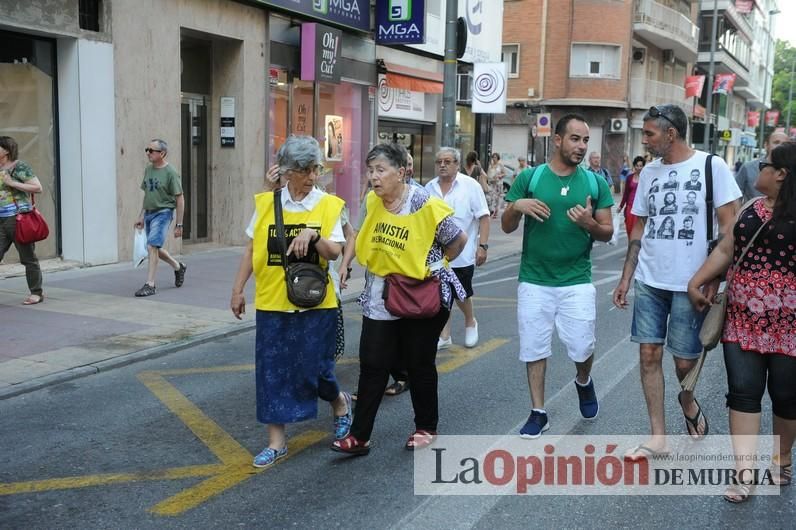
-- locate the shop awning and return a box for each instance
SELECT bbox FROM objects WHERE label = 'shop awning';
[382,61,444,94]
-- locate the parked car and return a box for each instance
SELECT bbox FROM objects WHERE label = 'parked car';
[502,165,517,194]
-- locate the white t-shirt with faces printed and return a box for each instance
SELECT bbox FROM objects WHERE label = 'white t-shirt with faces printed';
[630,150,741,291]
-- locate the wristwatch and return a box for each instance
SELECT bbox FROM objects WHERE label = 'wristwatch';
[479,243,489,251]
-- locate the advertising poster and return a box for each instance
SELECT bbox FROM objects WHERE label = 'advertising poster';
[325,115,343,161]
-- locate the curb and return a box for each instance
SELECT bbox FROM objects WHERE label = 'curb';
[0,249,522,400]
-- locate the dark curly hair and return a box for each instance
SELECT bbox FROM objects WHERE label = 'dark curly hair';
[769,141,796,221]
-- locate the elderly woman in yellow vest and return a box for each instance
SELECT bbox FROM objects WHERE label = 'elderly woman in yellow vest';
[230,135,352,469]
[333,143,467,455]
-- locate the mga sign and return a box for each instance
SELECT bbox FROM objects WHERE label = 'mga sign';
[376,0,425,45]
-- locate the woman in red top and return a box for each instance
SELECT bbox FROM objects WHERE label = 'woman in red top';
[688,142,796,503]
[617,156,644,237]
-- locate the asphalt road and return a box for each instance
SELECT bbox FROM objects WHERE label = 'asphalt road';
[1,243,793,529]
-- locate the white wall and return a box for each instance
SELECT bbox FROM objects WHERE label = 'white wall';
[57,38,118,265]
[493,125,528,166]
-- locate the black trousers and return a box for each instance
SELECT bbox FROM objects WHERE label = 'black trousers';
[724,342,796,419]
[351,308,449,441]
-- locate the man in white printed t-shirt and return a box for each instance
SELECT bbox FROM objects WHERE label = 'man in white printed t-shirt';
[613,104,741,460]
[426,147,490,350]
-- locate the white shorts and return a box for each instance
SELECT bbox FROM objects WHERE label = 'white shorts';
[517,282,596,363]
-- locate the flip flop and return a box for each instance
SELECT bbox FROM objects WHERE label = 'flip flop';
[385,380,409,396]
[22,294,43,305]
[679,392,709,441]
[623,444,670,462]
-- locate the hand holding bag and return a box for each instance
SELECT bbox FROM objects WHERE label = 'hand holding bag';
[13,193,49,245]
[382,274,441,319]
[273,188,328,308]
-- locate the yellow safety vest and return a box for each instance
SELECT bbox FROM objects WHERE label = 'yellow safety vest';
[252,191,344,311]
[356,190,453,280]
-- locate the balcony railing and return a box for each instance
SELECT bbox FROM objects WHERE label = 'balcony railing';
[630,78,687,109]
[635,0,699,53]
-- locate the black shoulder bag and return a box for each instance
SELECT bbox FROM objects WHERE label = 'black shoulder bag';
[273,188,328,308]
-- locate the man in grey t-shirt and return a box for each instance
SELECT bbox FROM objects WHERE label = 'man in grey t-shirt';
[735,131,789,201]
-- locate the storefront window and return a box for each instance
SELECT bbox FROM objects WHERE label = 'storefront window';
[456,106,475,159]
[0,31,57,259]
[317,81,372,221]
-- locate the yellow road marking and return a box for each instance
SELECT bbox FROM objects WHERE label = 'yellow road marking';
[471,296,517,303]
[137,371,252,466]
[149,430,327,516]
[437,338,510,374]
[0,464,223,495]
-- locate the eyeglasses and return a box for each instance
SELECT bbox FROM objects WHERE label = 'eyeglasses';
[648,106,679,132]
[758,161,776,171]
[435,159,457,166]
[145,148,163,154]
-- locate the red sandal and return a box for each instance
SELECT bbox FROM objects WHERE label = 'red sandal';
[331,434,370,456]
[405,429,437,451]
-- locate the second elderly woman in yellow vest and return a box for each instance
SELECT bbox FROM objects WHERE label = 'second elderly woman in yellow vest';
[230,135,352,469]
[334,143,467,455]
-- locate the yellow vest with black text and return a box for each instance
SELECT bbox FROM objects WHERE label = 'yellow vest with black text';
[356,191,453,280]
[252,191,344,311]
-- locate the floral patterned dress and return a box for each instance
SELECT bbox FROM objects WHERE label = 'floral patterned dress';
[723,199,796,356]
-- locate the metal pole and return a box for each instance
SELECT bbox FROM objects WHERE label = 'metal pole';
[787,57,795,132]
[758,22,773,157]
[441,0,458,148]
[703,0,719,152]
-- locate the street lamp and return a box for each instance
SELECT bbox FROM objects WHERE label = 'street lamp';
[787,57,795,134]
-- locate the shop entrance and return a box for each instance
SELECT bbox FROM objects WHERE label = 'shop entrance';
[180,94,210,241]
[377,121,433,184]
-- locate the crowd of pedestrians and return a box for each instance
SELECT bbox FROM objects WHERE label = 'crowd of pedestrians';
[3,101,793,505]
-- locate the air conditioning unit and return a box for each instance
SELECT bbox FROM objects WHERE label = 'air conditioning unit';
[662,49,675,64]
[456,73,472,103]
[632,47,646,63]
[609,118,628,133]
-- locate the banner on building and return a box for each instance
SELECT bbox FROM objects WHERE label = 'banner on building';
[377,75,426,121]
[712,73,736,95]
[684,75,705,99]
[765,110,780,127]
[471,62,508,114]
[301,23,342,83]
[747,111,760,128]
[252,0,369,32]
[735,0,754,14]
[376,0,425,45]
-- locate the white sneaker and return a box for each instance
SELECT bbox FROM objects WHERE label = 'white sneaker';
[437,337,452,350]
[464,320,479,348]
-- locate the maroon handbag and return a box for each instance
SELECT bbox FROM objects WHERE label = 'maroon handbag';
[14,194,49,245]
[382,274,441,319]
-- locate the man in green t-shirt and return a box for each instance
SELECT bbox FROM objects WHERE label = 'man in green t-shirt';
[502,114,614,438]
[133,139,186,297]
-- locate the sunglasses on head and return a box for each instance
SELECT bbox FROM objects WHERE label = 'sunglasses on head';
[648,106,679,132]
[145,148,163,154]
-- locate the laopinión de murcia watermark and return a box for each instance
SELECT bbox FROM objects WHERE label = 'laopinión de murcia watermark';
[413,435,780,496]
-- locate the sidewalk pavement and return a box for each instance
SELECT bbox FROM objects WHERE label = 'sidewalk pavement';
[0,217,522,399]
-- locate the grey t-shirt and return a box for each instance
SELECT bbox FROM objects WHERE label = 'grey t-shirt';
[735,158,764,202]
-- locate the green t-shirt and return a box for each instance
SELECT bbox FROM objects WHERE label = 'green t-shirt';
[0,161,36,215]
[140,164,183,210]
[505,165,614,286]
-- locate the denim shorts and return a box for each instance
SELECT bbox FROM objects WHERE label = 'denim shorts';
[631,280,705,359]
[144,208,173,248]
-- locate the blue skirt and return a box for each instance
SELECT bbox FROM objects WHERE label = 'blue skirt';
[255,309,340,424]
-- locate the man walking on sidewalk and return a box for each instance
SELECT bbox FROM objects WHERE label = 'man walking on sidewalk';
[612,104,740,459]
[502,114,614,438]
[426,147,490,350]
[133,139,187,297]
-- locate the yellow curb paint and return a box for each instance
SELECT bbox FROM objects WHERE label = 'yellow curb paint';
[149,430,327,516]
[0,464,223,495]
[151,365,254,376]
[137,372,252,465]
[436,338,509,374]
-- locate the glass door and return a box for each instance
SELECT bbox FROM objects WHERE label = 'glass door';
[180,94,209,241]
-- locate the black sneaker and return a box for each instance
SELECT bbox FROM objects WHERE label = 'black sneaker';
[135,283,157,297]
[575,377,599,419]
[174,262,187,287]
